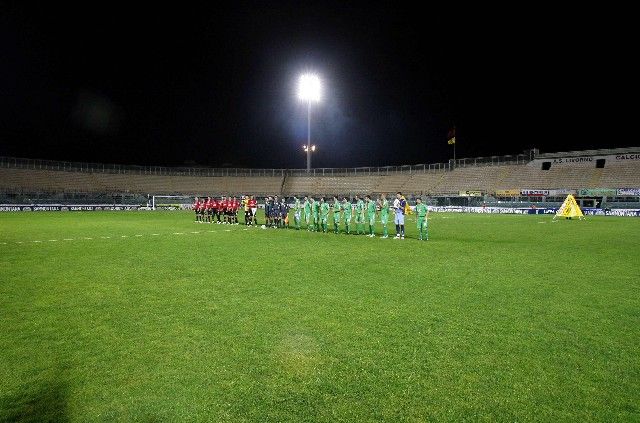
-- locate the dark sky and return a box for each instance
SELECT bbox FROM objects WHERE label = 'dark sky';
[0,3,634,168]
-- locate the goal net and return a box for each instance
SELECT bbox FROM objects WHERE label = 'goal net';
[151,195,194,210]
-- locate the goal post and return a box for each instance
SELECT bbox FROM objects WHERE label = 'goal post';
[151,195,194,210]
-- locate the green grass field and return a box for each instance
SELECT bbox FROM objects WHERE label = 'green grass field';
[1,211,639,422]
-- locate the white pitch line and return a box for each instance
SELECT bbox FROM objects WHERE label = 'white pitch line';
[5,227,239,247]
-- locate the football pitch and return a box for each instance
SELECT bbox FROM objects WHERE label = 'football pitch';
[1,211,639,422]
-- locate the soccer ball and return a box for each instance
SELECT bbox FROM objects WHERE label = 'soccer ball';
[261,225,266,229]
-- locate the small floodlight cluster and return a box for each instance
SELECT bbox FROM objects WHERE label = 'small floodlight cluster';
[298,74,321,102]
[303,145,317,152]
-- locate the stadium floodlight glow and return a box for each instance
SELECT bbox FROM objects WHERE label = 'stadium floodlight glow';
[298,74,321,102]
[298,73,321,172]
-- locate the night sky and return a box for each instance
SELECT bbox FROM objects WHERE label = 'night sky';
[0,3,633,168]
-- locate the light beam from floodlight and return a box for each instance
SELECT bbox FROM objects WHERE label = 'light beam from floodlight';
[298,74,321,171]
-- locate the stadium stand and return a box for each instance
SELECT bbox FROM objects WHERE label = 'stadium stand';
[1,148,639,204]
[0,168,283,196]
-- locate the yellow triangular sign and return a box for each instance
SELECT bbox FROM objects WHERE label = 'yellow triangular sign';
[553,194,584,220]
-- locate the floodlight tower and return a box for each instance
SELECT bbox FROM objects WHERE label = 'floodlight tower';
[298,74,321,172]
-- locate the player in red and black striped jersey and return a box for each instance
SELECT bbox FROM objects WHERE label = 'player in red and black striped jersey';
[218,196,228,224]
[248,196,258,226]
[211,197,220,223]
[193,197,201,222]
[231,196,239,225]
[205,197,213,223]
[195,197,205,223]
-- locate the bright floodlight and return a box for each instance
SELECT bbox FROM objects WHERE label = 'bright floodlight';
[298,74,321,102]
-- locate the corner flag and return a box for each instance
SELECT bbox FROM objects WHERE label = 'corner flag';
[553,194,584,220]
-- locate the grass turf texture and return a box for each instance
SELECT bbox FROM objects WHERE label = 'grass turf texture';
[1,211,639,422]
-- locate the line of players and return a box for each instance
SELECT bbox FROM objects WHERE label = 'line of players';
[194,192,430,240]
[267,192,430,241]
[192,196,258,225]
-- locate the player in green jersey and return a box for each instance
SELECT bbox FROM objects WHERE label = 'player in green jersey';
[303,196,311,229]
[308,197,317,231]
[379,193,390,238]
[365,195,377,237]
[319,197,330,233]
[314,197,321,231]
[342,197,352,234]
[293,197,302,230]
[415,198,429,240]
[332,196,341,234]
[355,195,365,235]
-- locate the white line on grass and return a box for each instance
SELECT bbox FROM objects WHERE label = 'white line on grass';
[2,226,246,247]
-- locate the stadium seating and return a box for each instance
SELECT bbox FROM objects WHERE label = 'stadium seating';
[0,168,283,196]
[2,149,639,201]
